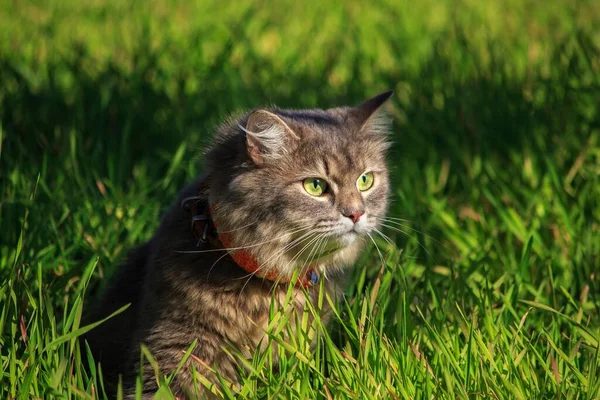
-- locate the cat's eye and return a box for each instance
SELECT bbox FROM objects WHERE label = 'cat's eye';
[303,178,328,196]
[357,172,374,191]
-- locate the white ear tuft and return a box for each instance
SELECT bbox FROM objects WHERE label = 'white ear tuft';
[352,91,394,133]
[362,110,392,136]
[242,110,298,165]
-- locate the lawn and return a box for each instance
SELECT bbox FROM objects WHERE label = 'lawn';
[1,0,600,398]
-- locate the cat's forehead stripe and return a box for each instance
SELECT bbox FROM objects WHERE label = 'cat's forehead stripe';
[323,158,330,176]
[321,150,363,186]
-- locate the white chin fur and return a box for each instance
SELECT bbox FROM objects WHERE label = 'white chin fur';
[270,225,369,279]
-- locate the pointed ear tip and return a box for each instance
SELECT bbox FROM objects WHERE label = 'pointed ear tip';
[363,90,394,106]
[379,90,394,100]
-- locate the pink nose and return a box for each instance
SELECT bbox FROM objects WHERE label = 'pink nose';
[343,210,365,223]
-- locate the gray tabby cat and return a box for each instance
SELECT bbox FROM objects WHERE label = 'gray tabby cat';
[84,91,393,398]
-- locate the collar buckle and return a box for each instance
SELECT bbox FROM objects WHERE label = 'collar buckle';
[182,195,212,246]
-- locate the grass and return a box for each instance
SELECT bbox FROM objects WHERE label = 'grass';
[1,0,600,398]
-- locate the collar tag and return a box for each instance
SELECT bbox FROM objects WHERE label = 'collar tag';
[309,270,319,285]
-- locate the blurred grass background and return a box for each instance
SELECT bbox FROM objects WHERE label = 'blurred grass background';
[1,0,600,398]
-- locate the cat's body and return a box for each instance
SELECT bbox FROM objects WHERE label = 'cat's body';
[84,92,393,398]
[85,178,341,398]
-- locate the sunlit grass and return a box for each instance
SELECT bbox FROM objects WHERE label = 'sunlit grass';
[1,0,600,398]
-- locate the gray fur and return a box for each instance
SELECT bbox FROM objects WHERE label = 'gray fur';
[84,92,393,399]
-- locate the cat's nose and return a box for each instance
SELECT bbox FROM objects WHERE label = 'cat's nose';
[343,210,365,224]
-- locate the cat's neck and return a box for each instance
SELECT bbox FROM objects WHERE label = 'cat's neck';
[180,178,319,288]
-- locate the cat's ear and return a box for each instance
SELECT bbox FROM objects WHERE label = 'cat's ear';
[243,110,299,165]
[352,90,394,133]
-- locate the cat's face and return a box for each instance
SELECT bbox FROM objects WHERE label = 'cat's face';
[207,92,392,281]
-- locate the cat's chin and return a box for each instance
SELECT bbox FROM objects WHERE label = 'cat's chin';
[309,235,365,274]
[339,231,359,245]
[276,231,367,277]
[309,232,360,261]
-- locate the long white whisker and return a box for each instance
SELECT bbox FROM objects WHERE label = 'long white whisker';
[375,217,443,246]
[276,233,323,283]
[208,225,309,281]
[236,230,319,303]
[235,230,316,286]
[378,222,411,238]
[377,216,413,223]
[373,228,395,248]
[296,233,326,283]
[379,222,435,261]
[298,233,328,285]
[239,229,318,280]
[216,220,259,234]
[367,232,386,270]
[270,233,325,292]
[175,225,313,254]
[206,251,233,280]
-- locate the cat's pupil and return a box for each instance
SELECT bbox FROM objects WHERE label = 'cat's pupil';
[362,175,366,182]
[313,180,320,188]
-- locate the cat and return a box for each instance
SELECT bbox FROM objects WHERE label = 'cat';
[83,91,393,399]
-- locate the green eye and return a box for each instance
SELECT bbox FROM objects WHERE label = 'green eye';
[303,178,328,196]
[357,172,374,191]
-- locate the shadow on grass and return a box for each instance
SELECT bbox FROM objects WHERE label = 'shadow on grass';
[2,29,597,180]
[0,27,598,311]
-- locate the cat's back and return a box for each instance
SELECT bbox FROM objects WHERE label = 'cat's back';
[82,242,150,383]
[82,179,205,383]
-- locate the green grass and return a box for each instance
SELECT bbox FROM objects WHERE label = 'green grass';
[1,0,600,398]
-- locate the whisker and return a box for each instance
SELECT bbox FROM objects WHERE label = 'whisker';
[216,220,259,234]
[206,251,233,280]
[298,233,329,285]
[366,232,386,270]
[208,225,309,282]
[373,228,395,248]
[373,215,413,223]
[271,233,325,292]
[378,222,411,238]
[278,233,324,281]
[194,227,316,297]
[236,230,319,302]
[236,229,317,284]
[175,225,313,254]
[379,223,435,262]
[296,233,327,284]
[375,217,443,246]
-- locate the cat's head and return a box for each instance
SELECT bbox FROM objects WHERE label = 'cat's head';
[206,91,393,283]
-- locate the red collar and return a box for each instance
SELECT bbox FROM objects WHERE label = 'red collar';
[182,194,318,288]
